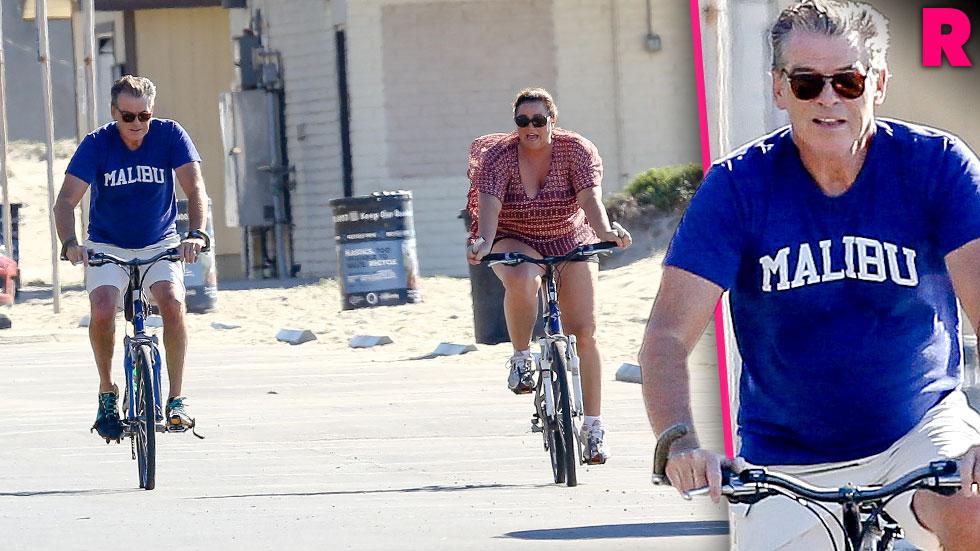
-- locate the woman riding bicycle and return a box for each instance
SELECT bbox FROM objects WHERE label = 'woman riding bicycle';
[466,87,632,465]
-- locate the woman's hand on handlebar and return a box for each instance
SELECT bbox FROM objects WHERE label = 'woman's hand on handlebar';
[467,237,492,265]
[596,221,632,250]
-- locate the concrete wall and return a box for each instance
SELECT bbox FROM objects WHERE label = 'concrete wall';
[242,0,344,277]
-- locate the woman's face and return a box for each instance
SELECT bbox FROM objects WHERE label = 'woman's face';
[514,100,554,150]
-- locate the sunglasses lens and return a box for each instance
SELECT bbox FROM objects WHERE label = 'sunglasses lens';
[789,74,825,101]
[121,112,136,123]
[831,72,866,100]
[514,115,531,127]
[530,115,548,128]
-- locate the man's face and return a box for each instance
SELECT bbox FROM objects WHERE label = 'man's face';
[111,93,153,143]
[772,31,888,157]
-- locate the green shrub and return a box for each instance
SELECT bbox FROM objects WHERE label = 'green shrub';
[623,163,704,212]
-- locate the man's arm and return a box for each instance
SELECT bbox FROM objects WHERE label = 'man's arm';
[639,265,726,501]
[944,237,980,496]
[174,161,208,262]
[53,174,89,264]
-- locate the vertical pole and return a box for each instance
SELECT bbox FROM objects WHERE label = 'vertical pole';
[82,0,97,132]
[36,0,61,313]
[0,1,12,261]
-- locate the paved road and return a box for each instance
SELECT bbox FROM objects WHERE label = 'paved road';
[0,328,729,550]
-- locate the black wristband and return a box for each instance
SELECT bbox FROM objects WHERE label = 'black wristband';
[185,230,211,252]
[60,237,77,259]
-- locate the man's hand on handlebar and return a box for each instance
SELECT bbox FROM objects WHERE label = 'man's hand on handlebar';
[958,445,980,497]
[63,243,89,266]
[665,446,739,504]
[180,237,206,264]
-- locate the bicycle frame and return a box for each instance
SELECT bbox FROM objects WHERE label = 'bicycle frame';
[536,262,585,419]
[122,264,163,431]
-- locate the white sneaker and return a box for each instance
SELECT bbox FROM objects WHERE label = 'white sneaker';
[506,354,535,394]
[581,423,610,464]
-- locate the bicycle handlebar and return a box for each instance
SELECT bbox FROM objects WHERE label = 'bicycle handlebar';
[86,248,182,268]
[482,242,618,266]
[651,423,960,504]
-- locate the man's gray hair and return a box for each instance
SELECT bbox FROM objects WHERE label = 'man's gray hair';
[110,75,156,107]
[771,0,890,70]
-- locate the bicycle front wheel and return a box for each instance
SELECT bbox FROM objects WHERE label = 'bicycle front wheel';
[551,342,577,487]
[134,344,157,490]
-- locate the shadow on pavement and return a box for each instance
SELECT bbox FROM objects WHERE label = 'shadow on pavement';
[191,482,551,500]
[502,521,730,540]
[0,488,136,497]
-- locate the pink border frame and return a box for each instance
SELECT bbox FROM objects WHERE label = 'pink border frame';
[688,0,736,458]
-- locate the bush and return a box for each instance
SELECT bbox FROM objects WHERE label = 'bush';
[623,163,704,212]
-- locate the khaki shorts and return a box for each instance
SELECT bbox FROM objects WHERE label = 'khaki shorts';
[85,237,186,303]
[730,390,980,550]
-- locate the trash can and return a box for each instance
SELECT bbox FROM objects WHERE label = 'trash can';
[330,191,422,310]
[0,203,21,292]
[176,199,218,313]
[460,209,543,345]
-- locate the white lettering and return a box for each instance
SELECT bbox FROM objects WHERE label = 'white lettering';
[760,247,790,292]
[884,243,919,286]
[791,243,821,288]
[819,239,845,282]
[855,237,887,282]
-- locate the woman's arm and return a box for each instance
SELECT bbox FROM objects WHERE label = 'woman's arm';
[577,186,632,248]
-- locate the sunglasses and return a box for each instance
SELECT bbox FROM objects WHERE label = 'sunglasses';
[783,69,869,101]
[118,110,152,123]
[514,114,549,128]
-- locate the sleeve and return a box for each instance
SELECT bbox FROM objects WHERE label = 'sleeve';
[474,144,506,202]
[570,137,602,193]
[65,134,99,185]
[169,121,202,168]
[663,165,746,290]
[931,136,980,256]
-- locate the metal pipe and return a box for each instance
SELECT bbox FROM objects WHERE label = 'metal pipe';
[335,28,353,198]
[0,1,12,262]
[36,0,61,313]
[265,86,289,280]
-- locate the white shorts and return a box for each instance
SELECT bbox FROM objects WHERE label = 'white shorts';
[730,390,980,550]
[85,237,186,303]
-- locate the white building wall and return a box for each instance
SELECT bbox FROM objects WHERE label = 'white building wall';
[242,0,343,277]
[240,0,702,277]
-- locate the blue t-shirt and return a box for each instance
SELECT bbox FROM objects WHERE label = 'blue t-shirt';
[66,119,201,249]
[665,119,980,465]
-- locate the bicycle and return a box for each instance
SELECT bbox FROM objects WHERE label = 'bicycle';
[651,424,961,551]
[67,242,208,490]
[484,241,617,487]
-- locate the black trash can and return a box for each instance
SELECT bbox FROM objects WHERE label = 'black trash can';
[176,199,218,313]
[460,209,543,345]
[0,203,21,292]
[330,191,422,310]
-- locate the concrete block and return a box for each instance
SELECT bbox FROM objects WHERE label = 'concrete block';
[146,315,164,328]
[615,363,642,384]
[349,335,393,348]
[0,313,10,329]
[78,314,90,328]
[211,322,242,330]
[429,342,477,357]
[276,328,317,345]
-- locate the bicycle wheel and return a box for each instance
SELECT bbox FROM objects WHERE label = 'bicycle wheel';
[541,377,566,484]
[551,342,577,487]
[134,344,157,490]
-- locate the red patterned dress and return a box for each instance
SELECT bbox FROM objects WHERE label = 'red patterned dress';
[466,128,601,256]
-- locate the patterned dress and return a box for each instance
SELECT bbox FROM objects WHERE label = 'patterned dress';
[466,129,601,256]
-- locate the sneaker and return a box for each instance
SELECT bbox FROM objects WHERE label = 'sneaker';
[165,396,195,430]
[581,423,610,465]
[92,384,124,442]
[507,354,535,394]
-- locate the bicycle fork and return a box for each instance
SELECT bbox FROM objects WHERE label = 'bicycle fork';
[538,339,556,418]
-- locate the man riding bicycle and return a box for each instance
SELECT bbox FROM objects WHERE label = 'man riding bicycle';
[54,75,209,442]
[641,2,980,549]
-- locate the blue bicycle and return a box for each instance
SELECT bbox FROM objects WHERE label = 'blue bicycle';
[484,242,617,487]
[83,246,206,490]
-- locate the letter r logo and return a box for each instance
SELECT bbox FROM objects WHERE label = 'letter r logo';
[922,8,972,67]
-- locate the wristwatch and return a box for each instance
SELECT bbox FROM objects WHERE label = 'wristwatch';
[184,229,211,252]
